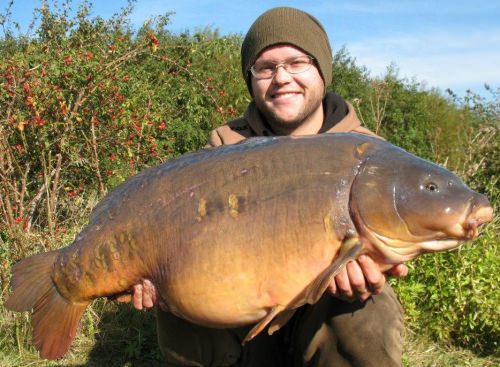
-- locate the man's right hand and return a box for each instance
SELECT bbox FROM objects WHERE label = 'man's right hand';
[116,279,158,310]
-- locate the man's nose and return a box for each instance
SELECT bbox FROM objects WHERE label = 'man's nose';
[272,65,293,84]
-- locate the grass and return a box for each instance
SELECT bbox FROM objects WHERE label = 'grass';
[403,334,499,367]
[0,301,163,366]
[0,300,499,366]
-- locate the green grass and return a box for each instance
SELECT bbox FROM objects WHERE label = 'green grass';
[0,301,499,366]
[0,301,163,366]
[403,334,499,367]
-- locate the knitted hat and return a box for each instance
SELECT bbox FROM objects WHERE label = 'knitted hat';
[241,7,333,92]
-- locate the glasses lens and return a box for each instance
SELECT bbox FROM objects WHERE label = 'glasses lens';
[286,56,313,74]
[250,56,313,79]
[251,62,275,79]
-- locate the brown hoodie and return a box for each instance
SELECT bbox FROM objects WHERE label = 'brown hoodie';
[207,92,377,147]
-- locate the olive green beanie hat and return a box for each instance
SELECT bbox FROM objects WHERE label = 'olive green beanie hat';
[241,7,333,92]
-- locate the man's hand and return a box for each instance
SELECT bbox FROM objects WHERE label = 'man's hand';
[116,279,158,310]
[327,255,408,302]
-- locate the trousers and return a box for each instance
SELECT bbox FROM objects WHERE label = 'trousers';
[157,284,404,367]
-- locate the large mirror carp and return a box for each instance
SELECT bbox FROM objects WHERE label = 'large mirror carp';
[5,133,493,359]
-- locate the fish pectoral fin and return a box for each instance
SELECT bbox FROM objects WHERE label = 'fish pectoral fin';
[242,238,363,346]
[304,237,363,305]
[268,308,297,336]
[242,305,285,345]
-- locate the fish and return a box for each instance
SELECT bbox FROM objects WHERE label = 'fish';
[5,133,493,360]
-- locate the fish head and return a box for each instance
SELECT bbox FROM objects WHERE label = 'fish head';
[350,142,493,263]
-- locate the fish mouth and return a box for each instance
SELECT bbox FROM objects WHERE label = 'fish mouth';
[462,205,494,240]
[432,203,493,242]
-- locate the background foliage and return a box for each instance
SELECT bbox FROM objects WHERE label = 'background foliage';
[0,1,498,365]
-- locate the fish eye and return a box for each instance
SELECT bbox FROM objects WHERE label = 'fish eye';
[425,182,439,192]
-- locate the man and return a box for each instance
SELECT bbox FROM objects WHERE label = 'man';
[125,7,408,367]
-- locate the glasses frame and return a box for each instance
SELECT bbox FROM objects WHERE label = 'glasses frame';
[249,55,315,80]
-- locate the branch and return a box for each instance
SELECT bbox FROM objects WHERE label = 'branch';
[48,153,63,231]
[25,166,58,231]
[90,120,106,195]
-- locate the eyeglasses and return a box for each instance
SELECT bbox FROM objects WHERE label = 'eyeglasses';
[249,55,315,80]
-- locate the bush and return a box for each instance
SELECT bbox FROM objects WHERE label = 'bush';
[0,2,244,239]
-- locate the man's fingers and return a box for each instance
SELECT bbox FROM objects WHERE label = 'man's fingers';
[346,260,372,302]
[132,284,144,310]
[358,255,385,295]
[386,263,409,278]
[327,279,337,295]
[142,279,156,309]
[331,256,390,302]
[334,266,354,300]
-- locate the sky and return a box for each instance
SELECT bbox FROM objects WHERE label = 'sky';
[4,0,500,100]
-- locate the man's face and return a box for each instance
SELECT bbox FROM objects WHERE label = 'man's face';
[250,45,325,133]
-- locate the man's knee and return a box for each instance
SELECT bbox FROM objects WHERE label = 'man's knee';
[156,309,242,367]
[294,284,404,367]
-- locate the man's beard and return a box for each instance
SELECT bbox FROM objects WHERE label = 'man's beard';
[258,98,323,134]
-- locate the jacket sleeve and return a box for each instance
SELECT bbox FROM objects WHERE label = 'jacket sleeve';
[206,118,251,148]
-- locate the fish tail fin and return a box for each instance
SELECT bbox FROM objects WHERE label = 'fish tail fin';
[32,286,88,359]
[5,250,59,312]
[5,250,89,360]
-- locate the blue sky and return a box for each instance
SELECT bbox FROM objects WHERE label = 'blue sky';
[5,0,500,99]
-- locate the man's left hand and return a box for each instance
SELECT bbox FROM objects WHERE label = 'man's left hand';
[327,255,408,302]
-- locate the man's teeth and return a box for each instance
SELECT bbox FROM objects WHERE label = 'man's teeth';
[274,92,297,98]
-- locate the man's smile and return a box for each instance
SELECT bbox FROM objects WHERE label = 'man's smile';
[269,91,302,101]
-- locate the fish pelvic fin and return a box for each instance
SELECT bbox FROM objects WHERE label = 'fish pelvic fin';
[5,250,89,360]
[241,239,364,346]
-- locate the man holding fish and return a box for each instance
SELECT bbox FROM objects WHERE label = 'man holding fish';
[129,7,407,367]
